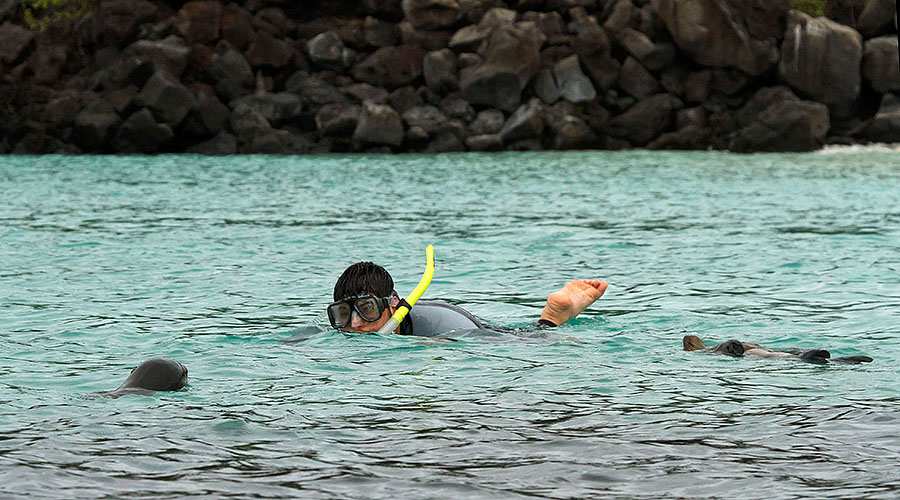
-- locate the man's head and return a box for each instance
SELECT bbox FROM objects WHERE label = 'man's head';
[330,262,399,333]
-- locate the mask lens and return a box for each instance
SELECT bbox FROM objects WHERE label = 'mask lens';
[327,302,352,328]
[356,297,382,321]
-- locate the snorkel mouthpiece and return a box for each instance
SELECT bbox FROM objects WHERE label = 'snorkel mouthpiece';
[377,245,434,334]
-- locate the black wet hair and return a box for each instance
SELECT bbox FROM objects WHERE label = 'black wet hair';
[333,262,395,301]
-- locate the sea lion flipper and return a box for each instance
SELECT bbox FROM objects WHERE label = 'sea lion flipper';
[831,355,874,364]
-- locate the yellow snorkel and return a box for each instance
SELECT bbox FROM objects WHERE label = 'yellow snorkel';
[377,245,434,334]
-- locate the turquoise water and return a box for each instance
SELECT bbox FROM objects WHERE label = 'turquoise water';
[2,151,900,498]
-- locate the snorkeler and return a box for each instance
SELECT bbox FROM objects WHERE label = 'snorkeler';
[327,261,607,336]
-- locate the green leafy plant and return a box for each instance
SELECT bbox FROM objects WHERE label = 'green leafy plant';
[21,0,95,32]
[788,0,826,16]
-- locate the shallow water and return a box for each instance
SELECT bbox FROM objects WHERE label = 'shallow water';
[2,151,900,499]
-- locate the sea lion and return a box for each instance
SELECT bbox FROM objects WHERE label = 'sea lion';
[683,335,872,364]
[94,357,188,398]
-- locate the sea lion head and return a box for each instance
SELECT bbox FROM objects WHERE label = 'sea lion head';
[120,357,188,392]
[683,335,706,351]
[710,339,744,357]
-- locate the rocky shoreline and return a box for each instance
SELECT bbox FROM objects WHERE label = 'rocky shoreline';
[0,0,897,154]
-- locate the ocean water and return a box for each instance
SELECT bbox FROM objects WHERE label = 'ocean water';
[1,150,899,499]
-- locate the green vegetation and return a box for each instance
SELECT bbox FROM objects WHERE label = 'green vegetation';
[788,0,826,16]
[21,0,95,32]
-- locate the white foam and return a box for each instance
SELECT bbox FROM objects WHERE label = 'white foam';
[818,143,900,154]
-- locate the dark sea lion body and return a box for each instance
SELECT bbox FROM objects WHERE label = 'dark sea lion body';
[683,335,872,364]
[95,357,188,398]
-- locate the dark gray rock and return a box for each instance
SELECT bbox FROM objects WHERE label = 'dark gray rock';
[684,70,712,104]
[607,93,682,146]
[440,95,475,122]
[44,93,82,128]
[124,36,191,77]
[364,16,399,48]
[73,99,122,152]
[208,49,254,102]
[102,56,156,91]
[535,68,562,104]
[220,3,256,50]
[398,21,452,51]
[732,86,800,129]
[246,31,294,69]
[353,101,404,148]
[111,107,173,153]
[243,129,313,154]
[344,83,389,104]
[460,24,542,111]
[729,99,830,152]
[307,31,352,70]
[856,0,895,37]
[778,11,862,118]
[863,37,900,95]
[230,106,271,144]
[231,92,302,128]
[11,133,64,154]
[424,49,457,93]
[618,28,676,71]
[181,93,230,137]
[710,68,749,96]
[499,98,544,144]
[479,7,516,27]
[521,11,565,37]
[406,125,430,149]
[186,130,237,155]
[571,18,610,58]
[363,0,403,18]
[402,0,459,29]
[507,138,543,151]
[448,24,492,52]
[94,0,160,46]
[553,114,597,149]
[659,64,687,97]
[603,0,638,35]
[28,40,68,85]
[316,103,361,136]
[825,0,867,27]
[174,0,221,45]
[465,133,504,151]
[352,45,425,89]
[104,87,136,115]
[654,0,782,76]
[618,57,659,100]
[253,7,291,38]
[1,0,18,22]
[134,70,197,128]
[646,125,711,150]
[863,94,900,143]
[286,73,348,111]
[389,86,424,114]
[402,104,449,136]
[424,130,465,152]
[457,52,482,69]
[469,109,505,135]
[676,106,708,130]
[554,55,596,103]
[581,52,621,92]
